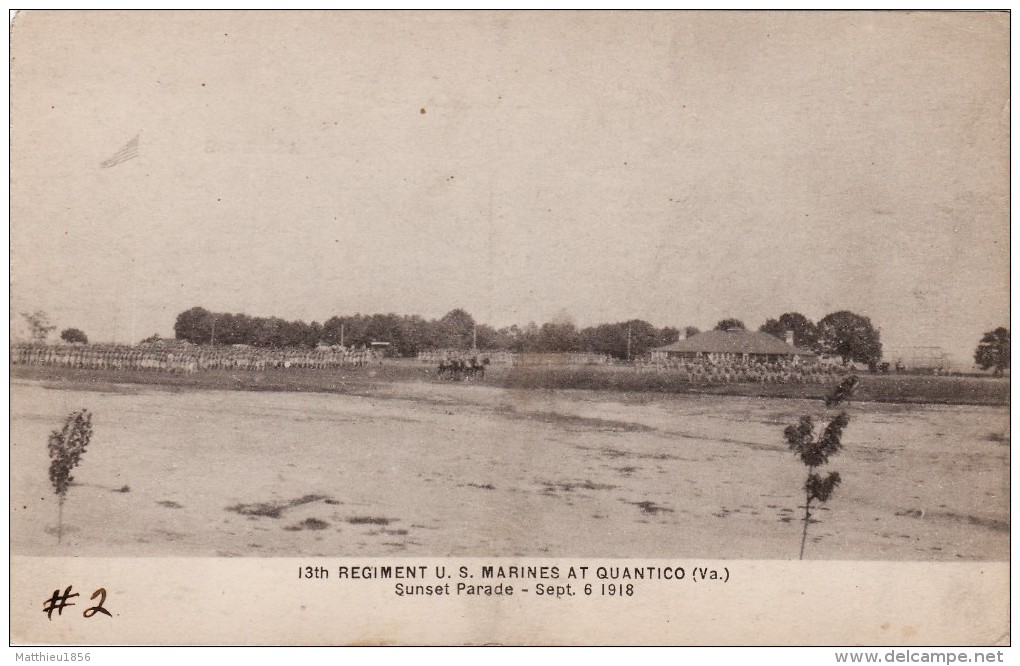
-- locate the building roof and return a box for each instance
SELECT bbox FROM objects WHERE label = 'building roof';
[653,329,817,356]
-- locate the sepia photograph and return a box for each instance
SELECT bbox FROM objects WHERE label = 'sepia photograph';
[9,9,1010,647]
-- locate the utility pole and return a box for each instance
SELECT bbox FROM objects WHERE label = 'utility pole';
[627,325,632,362]
[473,323,478,351]
[210,316,216,345]
[340,323,345,348]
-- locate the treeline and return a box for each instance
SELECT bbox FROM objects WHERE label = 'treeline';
[173,306,882,364]
[173,307,681,359]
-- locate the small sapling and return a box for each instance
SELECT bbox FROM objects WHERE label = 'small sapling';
[47,409,94,544]
[784,411,849,559]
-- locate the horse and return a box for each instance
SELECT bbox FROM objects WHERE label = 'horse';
[438,359,466,381]
[465,357,488,380]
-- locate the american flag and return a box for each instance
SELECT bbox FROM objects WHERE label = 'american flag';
[99,133,140,169]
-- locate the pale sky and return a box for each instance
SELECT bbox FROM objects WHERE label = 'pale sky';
[10,11,1010,364]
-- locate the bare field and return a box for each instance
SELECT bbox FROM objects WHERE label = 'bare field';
[10,378,1009,560]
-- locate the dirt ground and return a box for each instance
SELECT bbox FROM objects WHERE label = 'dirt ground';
[10,378,1009,560]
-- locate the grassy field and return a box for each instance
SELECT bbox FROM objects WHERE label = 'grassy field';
[11,362,1009,406]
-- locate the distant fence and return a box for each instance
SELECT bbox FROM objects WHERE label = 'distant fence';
[10,343,379,374]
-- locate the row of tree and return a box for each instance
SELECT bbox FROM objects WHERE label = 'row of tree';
[172,306,684,358]
[172,306,887,364]
[175,306,873,361]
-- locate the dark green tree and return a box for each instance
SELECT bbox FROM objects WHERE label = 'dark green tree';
[537,321,580,353]
[321,316,347,346]
[578,323,617,356]
[579,320,664,358]
[760,312,819,350]
[473,323,506,352]
[660,326,681,346]
[974,327,1010,375]
[174,307,214,344]
[817,311,882,366]
[714,318,746,331]
[623,320,662,358]
[499,324,532,353]
[440,309,476,349]
[60,328,88,344]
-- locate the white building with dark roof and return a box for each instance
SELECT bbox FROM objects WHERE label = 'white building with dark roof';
[650,329,817,363]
